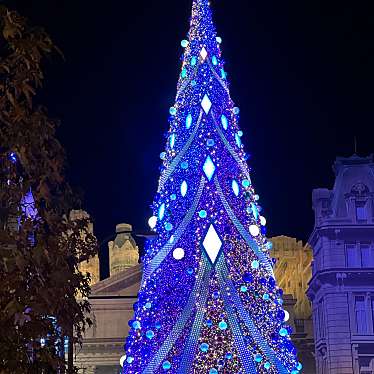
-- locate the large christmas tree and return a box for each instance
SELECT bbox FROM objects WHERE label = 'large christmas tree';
[123,1,301,373]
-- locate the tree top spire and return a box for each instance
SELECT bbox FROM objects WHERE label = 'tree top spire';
[189,0,217,44]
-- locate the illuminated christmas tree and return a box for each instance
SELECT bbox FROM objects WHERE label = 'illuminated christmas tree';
[123,1,301,373]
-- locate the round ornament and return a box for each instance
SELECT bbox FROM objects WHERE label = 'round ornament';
[173,247,185,260]
[148,216,157,229]
[200,343,209,352]
[249,224,260,237]
[120,355,126,367]
[162,361,171,370]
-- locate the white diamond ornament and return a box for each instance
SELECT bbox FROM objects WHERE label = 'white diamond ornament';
[186,114,193,129]
[201,94,212,114]
[232,180,240,196]
[200,47,208,61]
[203,156,216,181]
[169,134,175,149]
[202,224,222,265]
[158,203,165,220]
[181,181,188,197]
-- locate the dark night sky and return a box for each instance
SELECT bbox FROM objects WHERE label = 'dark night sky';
[5,0,374,276]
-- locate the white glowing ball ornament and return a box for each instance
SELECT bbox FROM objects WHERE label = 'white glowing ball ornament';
[284,310,290,322]
[249,224,260,237]
[120,355,127,367]
[260,216,267,226]
[173,248,185,260]
[148,216,157,229]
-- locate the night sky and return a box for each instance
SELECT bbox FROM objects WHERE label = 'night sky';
[6,0,374,276]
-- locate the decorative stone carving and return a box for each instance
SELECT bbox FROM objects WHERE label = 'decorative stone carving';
[108,223,139,276]
[271,236,313,319]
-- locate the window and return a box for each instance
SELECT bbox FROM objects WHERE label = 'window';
[361,244,374,268]
[318,301,326,338]
[355,296,368,334]
[347,244,360,268]
[294,319,305,333]
[356,201,368,221]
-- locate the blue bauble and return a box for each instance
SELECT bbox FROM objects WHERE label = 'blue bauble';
[218,321,228,330]
[145,302,152,309]
[162,361,171,370]
[199,210,207,218]
[268,277,276,288]
[200,343,209,352]
[132,321,141,330]
[271,332,279,343]
[277,310,286,322]
[279,328,288,337]
[169,107,177,116]
[242,273,253,283]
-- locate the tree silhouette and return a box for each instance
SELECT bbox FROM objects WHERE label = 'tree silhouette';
[0,6,98,373]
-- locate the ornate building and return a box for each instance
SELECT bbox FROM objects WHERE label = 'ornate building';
[308,155,374,373]
[272,236,315,373]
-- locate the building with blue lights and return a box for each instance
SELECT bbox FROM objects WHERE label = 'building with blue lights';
[308,154,374,373]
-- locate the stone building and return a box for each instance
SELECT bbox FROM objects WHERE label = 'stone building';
[272,236,315,373]
[75,223,140,374]
[307,154,374,373]
[75,233,315,373]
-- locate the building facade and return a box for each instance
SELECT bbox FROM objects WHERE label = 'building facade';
[308,155,374,374]
[272,236,315,373]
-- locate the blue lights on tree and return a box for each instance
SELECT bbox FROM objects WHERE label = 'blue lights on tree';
[123,0,301,372]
